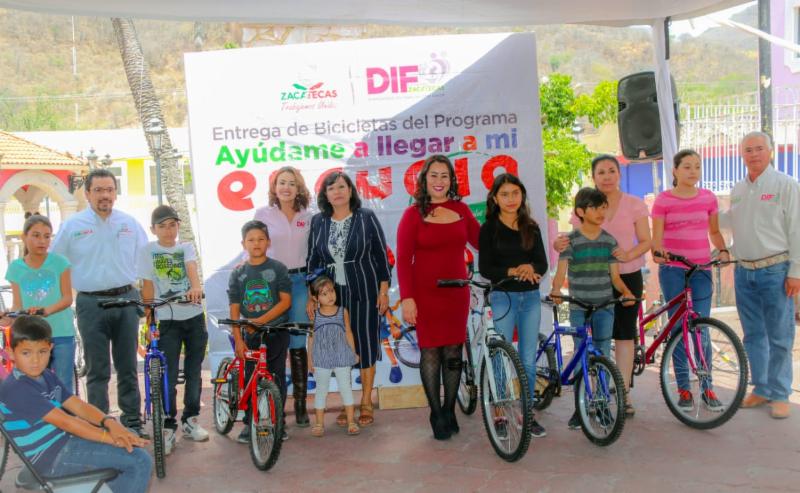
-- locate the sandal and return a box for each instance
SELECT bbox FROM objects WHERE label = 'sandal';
[358,404,374,426]
[311,424,324,437]
[336,410,347,428]
[624,403,635,418]
[347,422,360,436]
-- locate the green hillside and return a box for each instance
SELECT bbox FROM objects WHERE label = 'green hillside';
[0,6,758,131]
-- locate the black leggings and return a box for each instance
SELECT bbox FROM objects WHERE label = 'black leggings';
[419,345,462,416]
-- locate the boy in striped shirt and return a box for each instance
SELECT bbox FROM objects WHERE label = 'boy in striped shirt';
[0,315,151,492]
[550,187,634,429]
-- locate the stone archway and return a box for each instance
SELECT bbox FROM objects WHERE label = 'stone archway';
[0,170,80,255]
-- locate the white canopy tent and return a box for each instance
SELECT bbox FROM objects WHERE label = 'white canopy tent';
[0,0,748,26]
[0,0,752,167]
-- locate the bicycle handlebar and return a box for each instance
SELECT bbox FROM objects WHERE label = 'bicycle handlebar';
[542,295,642,311]
[653,251,737,269]
[2,309,45,317]
[98,294,204,309]
[217,319,313,336]
[437,277,517,290]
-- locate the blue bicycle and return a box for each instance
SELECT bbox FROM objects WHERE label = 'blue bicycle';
[535,295,632,446]
[99,294,195,478]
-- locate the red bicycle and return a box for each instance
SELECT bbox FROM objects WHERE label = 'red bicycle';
[212,318,311,471]
[632,252,747,429]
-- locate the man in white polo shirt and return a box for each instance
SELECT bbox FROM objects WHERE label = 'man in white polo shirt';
[728,131,800,419]
[51,168,149,434]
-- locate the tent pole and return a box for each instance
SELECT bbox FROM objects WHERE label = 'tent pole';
[758,0,773,135]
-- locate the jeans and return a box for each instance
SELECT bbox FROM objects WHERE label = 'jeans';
[288,272,310,349]
[735,261,796,401]
[569,306,614,359]
[313,366,354,409]
[660,265,713,392]
[49,336,76,395]
[76,290,142,429]
[48,435,152,493]
[158,314,208,428]
[489,289,541,399]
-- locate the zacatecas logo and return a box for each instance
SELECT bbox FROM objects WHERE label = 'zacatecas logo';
[281,82,338,101]
[366,52,450,96]
[280,81,339,112]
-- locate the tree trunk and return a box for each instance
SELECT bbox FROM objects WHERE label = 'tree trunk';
[111,18,200,270]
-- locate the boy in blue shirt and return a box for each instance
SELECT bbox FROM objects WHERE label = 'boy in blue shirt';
[0,315,152,493]
[228,220,292,443]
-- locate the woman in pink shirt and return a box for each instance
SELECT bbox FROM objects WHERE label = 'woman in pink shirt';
[651,149,729,411]
[254,166,314,428]
[555,155,651,416]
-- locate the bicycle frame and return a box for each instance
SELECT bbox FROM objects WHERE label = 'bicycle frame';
[221,333,277,426]
[637,278,710,376]
[0,325,11,379]
[538,305,611,402]
[464,286,512,403]
[143,315,170,426]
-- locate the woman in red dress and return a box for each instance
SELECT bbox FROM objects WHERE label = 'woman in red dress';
[396,155,480,440]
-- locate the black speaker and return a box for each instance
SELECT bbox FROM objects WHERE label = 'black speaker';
[617,71,678,161]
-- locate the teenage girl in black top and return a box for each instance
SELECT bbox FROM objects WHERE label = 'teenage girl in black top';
[479,173,548,437]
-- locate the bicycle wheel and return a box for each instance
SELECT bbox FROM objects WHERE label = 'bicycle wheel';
[0,433,8,481]
[479,339,532,462]
[574,354,625,446]
[74,327,87,378]
[457,341,477,415]
[659,317,747,430]
[212,358,237,435]
[72,366,87,399]
[149,358,166,478]
[250,378,284,471]
[393,327,421,369]
[533,333,557,411]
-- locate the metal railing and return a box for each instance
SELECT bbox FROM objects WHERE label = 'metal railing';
[679,96,800,193]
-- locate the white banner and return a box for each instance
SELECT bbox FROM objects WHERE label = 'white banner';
[184,32,545,389]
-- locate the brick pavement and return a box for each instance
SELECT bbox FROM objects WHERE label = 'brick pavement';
[2,309,799,492]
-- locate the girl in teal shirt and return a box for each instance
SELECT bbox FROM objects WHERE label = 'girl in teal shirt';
[5,214,75,391]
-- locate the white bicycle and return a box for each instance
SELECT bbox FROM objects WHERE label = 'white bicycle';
[438,277,532,462]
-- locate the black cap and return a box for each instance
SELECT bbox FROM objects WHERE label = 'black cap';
[151,205,180,225]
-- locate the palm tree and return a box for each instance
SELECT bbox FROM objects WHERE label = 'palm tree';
[111,17,198,255]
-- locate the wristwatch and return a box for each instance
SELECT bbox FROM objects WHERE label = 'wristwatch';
[100,415,116,430]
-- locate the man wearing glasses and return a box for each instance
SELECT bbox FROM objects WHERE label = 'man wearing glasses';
[52,168,149,436]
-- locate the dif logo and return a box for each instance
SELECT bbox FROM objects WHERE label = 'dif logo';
[366,52,450,95]
[366,66,418,94]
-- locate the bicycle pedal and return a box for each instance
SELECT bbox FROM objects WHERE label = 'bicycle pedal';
[212,378,227,384]
[256,431,270,437]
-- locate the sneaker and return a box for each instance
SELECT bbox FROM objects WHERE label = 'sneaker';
[128,426,150,440]
[568,412,581,430]
[307,372,316,391]
[701,389,724,412]
[389,365,403,384]
[281,429,289,441]
[182,416,210,442]
[237,426,250,444]
[530,419,547,438]
[163,428,176,456]
[678,390,694,411]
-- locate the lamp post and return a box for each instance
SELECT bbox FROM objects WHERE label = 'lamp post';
[86,148,98,169]
[146,118,165,205]
[69,148,109,193]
